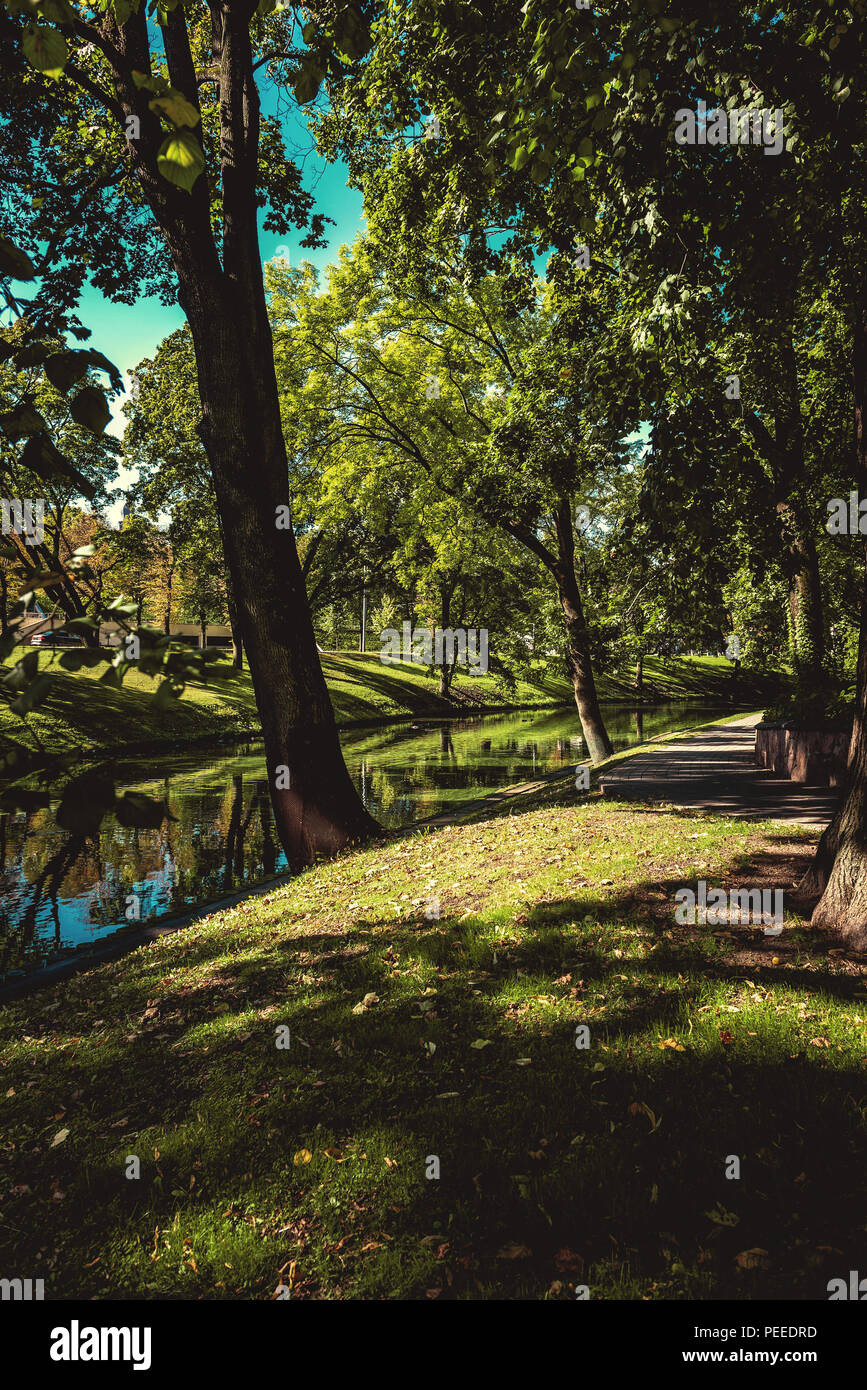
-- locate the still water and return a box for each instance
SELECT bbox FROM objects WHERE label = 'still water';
[0,702,727,977]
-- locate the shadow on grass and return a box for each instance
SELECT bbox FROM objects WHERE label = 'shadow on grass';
[1,843,864,1300]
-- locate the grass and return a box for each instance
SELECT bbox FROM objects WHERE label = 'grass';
[0,650,779,758]
[1,777,863,1301]
[0,651,571,757]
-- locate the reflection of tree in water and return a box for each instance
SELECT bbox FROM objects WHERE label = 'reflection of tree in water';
[0,766,287,973]
[1,707,714,974]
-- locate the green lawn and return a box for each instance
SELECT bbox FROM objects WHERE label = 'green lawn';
[0,650,779,758]
[1,777,862,1300]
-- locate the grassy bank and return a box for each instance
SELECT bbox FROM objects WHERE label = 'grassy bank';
[1,777,862,1301]
[0,651,569,756]
[0,650,779,757]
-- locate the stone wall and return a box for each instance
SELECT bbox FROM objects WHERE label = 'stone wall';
[755,725,849,786]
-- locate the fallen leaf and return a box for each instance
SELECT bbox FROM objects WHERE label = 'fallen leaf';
[293,1148,312,1165]
[628,1101,659,1130]
[470,1039,492,1049]
[50,1128,69,1147]
[734,1247,768,1270]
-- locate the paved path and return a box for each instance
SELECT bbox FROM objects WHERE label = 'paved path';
[599,715,842,829]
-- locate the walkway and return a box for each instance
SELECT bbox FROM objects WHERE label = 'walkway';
[599,714,842,829]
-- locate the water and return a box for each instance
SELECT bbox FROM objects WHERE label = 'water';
[0,702,729,977]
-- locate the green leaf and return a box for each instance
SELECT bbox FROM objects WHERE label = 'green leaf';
[0,398,47,438]
[133,69,160,90]
[156,129,205,192]
[10,673,53,714]
[148,89,200,128]
[0,235,36,281]
[22,24,68,79]
[44,349,90,394]
[39,0,77,24]
[58,616,100,634]
[153,677,182,708]
[69,385,111,432]
[293,57,325,105]
[58,649,107,670]
[18,433,97,499]
[12,340,52,367]
[2,650,39,691]
[84,349,123,392]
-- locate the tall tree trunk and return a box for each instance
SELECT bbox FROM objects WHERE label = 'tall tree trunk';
[553,501,613,763]
[106,0,378,867]
[164,556,174,635]
[799,290,867,945]
[635,650,644,695]
[226,584,243,669]
[801,547,867,945]
[438,577,456,698]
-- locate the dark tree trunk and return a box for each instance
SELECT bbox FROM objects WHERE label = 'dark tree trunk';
[103,1,379,868]
[635,650,644,695]
[438,578,457,698]
[164,557,174,635]
[553,501,613,763]
[0,565,8,638]
[801,547,867,946]
[799,289,867,946]
[226,584,243,669]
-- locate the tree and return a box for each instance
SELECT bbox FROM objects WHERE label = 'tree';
[273,242,643,759]
[1,0,379,865]
[320,0,867,942]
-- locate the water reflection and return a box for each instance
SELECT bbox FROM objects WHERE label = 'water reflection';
[0,702,725,977]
